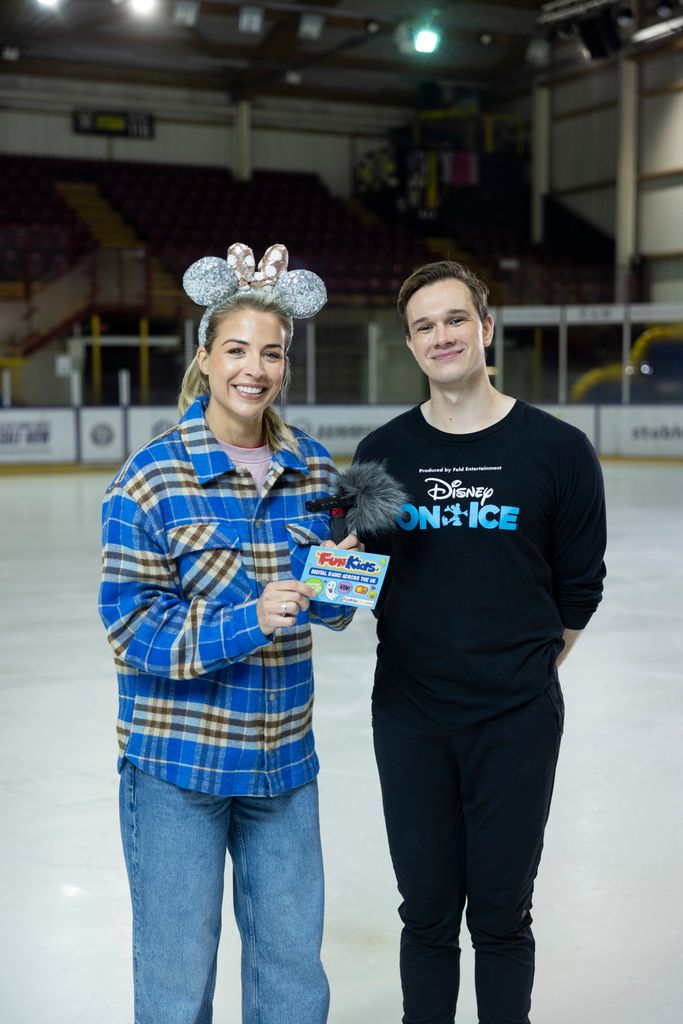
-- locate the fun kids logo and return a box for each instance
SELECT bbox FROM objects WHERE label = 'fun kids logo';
[399,471,520,532]
[313,550,383,575]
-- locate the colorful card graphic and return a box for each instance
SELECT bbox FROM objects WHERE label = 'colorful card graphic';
[300,546,390,609]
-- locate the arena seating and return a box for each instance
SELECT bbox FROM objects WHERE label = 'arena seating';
[0,155,429,300]
[0,156,94,284]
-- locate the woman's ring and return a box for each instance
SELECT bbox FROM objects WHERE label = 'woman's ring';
[280,601,288,618]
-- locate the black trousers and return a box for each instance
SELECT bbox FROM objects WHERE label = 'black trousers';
[372,681,564,1024]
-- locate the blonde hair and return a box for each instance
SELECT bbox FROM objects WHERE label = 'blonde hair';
[178,290,301,456]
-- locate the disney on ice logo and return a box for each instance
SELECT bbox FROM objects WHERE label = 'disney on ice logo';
[399,500,520,532]
[424,477,494,502]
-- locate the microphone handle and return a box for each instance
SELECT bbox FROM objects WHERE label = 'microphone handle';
[329,508,348,544]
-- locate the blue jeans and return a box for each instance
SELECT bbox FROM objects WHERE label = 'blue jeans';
[119,761,329,1024]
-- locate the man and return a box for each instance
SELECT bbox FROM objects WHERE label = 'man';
[354,261,606,1024]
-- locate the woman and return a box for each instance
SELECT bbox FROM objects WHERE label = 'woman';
[99,243,359,1024]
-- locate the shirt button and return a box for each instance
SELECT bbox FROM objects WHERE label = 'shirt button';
[254,520,263,529]
[268,693,276,702]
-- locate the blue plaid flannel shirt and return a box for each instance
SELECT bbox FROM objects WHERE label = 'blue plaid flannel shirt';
[99,396,354,796]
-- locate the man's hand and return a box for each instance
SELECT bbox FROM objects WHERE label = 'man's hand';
[320,533,365,552]
[556,627,582,668]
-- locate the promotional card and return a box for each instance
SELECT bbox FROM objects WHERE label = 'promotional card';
[300,546,390,609]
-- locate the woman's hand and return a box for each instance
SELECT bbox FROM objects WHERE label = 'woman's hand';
[257,579,316,636]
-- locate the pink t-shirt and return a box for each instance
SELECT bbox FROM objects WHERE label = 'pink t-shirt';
[217,439,273,495]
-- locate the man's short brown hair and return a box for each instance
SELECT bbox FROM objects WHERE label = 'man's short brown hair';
[397,260,489,331]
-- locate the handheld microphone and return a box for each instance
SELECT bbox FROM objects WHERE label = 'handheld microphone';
[305,461,409,544]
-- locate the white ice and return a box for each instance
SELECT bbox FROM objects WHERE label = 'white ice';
[1,461,682,1023]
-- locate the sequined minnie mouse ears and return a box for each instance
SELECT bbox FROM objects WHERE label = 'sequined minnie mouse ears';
[183,242,327,346]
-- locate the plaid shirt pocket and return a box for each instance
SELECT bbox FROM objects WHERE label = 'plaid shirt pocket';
[168,521,252,602]
[285,515,330,578]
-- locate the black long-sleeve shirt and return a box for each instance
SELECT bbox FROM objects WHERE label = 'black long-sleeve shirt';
[355,401,606,727]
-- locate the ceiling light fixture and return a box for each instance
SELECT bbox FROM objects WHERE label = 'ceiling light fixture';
[615,5,635,27]
[298,13,324,40]
[394,9,442,55]
[172,1,199,27]
[130,0,157,15]
[238,5,264,33]
[526,36,552,64]
[631,12,683,39]
[36,0,60,8]
[414,28,439,52]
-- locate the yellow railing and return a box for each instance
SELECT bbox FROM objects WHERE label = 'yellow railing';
[570,325,683,402]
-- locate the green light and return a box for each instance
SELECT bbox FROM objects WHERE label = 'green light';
[414,28,440,53]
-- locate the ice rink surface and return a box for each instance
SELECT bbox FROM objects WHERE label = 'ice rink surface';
[1,460,682,1024]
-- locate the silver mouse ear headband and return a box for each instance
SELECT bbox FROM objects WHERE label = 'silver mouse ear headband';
[182,242,327,347]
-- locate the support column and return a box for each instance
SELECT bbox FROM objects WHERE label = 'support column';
[615,56,638,304]
[368,319,379,403]
[91,313,102,405]
[531,82,551,245]
[493,307,504,392]
[139,316,150,405]
[184,318,195,367]
[1,367,11,407]
[558,307,568,404]
[235,99,252,182]
[306,321,316,404]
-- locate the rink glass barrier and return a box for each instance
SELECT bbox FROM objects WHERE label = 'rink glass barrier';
[1,302,681,464]
[1,404,683,465]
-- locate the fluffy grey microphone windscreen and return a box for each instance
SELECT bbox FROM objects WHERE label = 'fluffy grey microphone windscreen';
[334,461,409,538]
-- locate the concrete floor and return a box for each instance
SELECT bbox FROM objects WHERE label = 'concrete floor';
[1,461,682,1023]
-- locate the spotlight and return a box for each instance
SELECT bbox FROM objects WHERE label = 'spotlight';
[526,37,552,65]
[238,5,263,33]
[130,0,157,14]
[284,69,302,85]
[656,0,674,15]
[478,31,493,46]
[577,9,622,59]
[365,18,381,35]
[172,1,199,27]
[2,45,20,60]
[394,10,442,55]
[615,6,634,28]
[414,28,440,52]
[36,0,60,7]
[298,13,324,40]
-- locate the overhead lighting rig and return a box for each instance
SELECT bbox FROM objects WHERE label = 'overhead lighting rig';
[539,0,683,54]
[394,9,442,55]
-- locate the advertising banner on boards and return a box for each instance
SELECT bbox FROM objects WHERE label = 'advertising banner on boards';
[80,408,125,465]
[283,404,410,457]
[128,406,177,454]
[539,405,598,447]
[600,406,683,458]
[0,409,76,464]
